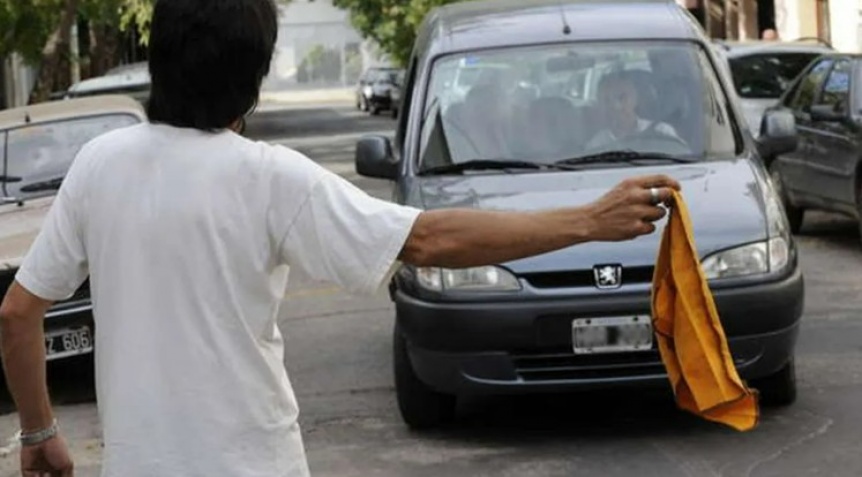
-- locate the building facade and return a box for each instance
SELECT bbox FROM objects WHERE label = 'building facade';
[680,0,862,51]
[261,0,388,92]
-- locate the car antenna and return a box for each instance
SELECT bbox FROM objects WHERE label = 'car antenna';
[557,0,572,35]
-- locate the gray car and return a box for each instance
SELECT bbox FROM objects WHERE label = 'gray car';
[714,39,833,138]
[355,0,804,429]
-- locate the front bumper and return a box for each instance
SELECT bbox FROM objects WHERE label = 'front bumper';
[395,267,804,395]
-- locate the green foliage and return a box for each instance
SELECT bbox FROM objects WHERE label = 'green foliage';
[0,0,63,62]
[333,0,470,67]
[118,0,153,45]
[1,0,292,59]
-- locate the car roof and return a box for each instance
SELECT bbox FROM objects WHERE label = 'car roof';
[419,0,701,58]
[68,67,151,94]
[0,95,146,130]
[714,39,834,58]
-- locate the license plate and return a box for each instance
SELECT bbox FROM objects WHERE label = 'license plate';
[44,327,93,361]
[572,316,653,354]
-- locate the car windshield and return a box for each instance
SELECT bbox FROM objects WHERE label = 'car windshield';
[728,52,822,99]
[1,114,139,201]
[417,41,738,172]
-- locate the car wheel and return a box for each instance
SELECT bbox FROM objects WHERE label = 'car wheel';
[391,107,398,119]
[752,358,797,407]
[370,104,381,116]
[769,162,804,234]
[393,323,457,429]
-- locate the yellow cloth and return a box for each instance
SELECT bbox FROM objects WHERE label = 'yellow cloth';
[651,190,759,432]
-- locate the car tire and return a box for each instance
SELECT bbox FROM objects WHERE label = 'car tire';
[391,107,398,119]
[393,323,457,429]
[769,162,804,234]
[752,358,797,407]
[370,105,380,116]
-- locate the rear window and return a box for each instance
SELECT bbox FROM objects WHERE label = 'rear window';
[728,52,822,99]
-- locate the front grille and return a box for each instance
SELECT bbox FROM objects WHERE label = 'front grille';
[522,267,654,289]
[513,351,666,381]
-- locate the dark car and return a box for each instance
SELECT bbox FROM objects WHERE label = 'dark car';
[389,70,407,119]
[0,96,146,373]
[354,0,805,429]
[713,39,833,137]
[762,53,862,237]
[355,67,401,115]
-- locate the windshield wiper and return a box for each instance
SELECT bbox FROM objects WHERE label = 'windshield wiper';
[19,177,63,193]
[0,175,22,183]
[421,159,560,175]
[555,150,695,167]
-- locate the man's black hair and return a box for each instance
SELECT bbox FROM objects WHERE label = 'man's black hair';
[147,0,278,131]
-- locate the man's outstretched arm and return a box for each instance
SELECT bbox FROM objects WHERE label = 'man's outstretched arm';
[399,175,679,268]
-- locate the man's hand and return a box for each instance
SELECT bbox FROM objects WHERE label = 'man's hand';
[584,174,680,241]
[21,435,74,477]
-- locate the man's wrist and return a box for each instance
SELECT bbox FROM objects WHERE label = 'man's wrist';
[17,419,59,446]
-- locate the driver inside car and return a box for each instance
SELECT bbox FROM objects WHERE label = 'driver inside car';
[585,71,682,150]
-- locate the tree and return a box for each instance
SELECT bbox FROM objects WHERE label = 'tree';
[333,0,470,67]
[8,0,293,104]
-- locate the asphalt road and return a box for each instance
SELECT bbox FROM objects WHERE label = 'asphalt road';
[3,104,862,476]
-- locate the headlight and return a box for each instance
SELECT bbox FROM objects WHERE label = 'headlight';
[702,237,789,280]
[703,181,793,280]
[415,266,521,292]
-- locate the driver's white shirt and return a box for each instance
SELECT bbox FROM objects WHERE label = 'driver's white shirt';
[586,118,679,150]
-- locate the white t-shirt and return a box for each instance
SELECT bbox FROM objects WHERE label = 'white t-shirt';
[15,122,422,477]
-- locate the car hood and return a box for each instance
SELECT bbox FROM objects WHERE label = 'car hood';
[739,98,778,137]
[415,160,769,274]
[0,196,55,271]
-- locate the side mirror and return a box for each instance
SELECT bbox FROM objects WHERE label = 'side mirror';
[355,135,398,180]
[810,103,846,122]
[757,108,798,157]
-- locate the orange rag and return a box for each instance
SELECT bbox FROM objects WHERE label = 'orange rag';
[651,190,759,432]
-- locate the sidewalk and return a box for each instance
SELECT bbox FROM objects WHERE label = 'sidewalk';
[0,405,102,477]
[258,87,354,110]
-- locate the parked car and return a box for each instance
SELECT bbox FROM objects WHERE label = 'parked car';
[65,62,151,106]
[390,70,407,119]
[762,52,862,236]
[713,39,833,137]
[355,0,804,429]
[0,95,146,370]
[355,67,401,115]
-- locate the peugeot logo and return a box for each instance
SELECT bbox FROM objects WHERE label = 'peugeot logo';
[593,264,623,289]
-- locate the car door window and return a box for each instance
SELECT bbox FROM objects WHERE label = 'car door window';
[788,58,834,112]
[818,59,851,115]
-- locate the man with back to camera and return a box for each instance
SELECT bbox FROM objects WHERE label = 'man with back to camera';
[0,0,680,475]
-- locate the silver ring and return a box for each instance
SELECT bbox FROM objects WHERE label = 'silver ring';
[649,187,660,205]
